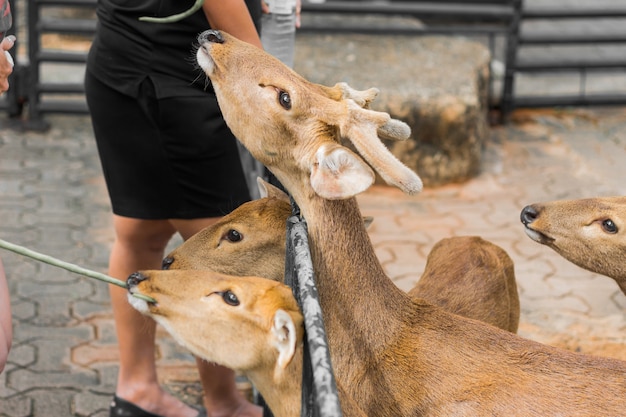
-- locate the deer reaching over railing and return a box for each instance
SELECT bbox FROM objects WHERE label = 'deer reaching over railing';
[126,270,367,417]
[165,179,519,332]
[196,29,626,416]
[521,196,626,296]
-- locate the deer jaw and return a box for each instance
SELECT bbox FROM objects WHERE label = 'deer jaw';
[196,30,422,200]
[521,196,626,293]
[127,270,304,417]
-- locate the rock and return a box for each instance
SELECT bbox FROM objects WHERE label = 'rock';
[294,33,491,186]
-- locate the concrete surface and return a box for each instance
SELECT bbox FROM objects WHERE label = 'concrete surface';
[295,33,491,187]
[1,105,626,416]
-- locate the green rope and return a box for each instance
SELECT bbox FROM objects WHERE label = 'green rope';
[139,0,204,23]
[0,238,156,303]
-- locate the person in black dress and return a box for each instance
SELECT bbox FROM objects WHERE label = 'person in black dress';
[85,1,263,416]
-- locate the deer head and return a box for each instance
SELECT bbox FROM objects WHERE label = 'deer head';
[521,196,626,290]
[196,30,422,199]
[127,270,303,373]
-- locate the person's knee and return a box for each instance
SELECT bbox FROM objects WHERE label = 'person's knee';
[113,216,176,253]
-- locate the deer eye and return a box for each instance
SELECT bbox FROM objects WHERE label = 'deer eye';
[218,290,240,306]
[225,229,243,242]
[278,90,291,110]
[601,219,618,234]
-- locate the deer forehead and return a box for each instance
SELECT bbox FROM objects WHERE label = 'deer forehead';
[543,197,625,226]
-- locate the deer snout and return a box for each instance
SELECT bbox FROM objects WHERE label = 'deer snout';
[520,205,539,226]
[127,272,148,289]
[198,29,224,45]
[162,257,174,270]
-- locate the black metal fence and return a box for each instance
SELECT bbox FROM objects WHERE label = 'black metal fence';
[501,3,626,117]
[3,0,626,128]
[0,0,97,130]
[284,204,343,417]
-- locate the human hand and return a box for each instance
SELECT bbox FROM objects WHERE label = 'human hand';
[1,34,15,94]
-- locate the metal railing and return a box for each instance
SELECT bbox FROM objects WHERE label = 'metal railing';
[501,3,626,117]
[284,200,343,417]
[3,0,522,129]
[300,0,519,35]
[24,0,96,130]
[4,1,626,125]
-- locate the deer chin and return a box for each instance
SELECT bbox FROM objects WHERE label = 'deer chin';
[523,226,554,245]
[196,46,215,75]
[127,293,151,314]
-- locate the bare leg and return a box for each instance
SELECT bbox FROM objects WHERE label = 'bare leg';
[109,215,198,417]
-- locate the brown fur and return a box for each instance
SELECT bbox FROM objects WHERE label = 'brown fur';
[409,236,519,332]
[166,180,519,332]
[521,196,626,295]
[127,270,367,417]
[196,30,626,416]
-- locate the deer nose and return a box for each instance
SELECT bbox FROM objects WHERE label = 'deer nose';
[520,205,539,226]
[162,257,174,270]
[127,272,147,288]
[198,29,224,44]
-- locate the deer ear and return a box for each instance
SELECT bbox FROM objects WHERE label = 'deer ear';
[272,309,298,369]
[310,145,375,199]
[257,177,290,202]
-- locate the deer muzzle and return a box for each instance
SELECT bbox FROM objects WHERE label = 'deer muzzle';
[198,29,224,45]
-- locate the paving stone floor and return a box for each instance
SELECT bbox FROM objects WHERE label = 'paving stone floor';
[0,106,625,416]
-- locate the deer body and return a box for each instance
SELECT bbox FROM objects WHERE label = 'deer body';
[521,197,626,295]
[126,270,367,417]
[166,180,519,332]
[196,30,626,416]
[408,235,519,332]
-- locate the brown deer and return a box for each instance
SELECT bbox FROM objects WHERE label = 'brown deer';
[165,178,519,332]
[521,196,626,295]
[126,270,367,417]
[196,29,626,415]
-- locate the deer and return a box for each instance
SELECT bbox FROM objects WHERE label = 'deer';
[521,196,626,295]
[165,178,519,332]
[195,29,626,415]
[126,270,368,417]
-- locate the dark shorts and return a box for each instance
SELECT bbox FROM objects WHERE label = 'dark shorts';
[84,71,250,219]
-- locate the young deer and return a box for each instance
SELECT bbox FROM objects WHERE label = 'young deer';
[196,29,626,415]
[165,179,519,332]
[521,196,626,295]
[126,270,367,417]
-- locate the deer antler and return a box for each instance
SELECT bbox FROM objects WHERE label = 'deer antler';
[334,83,379,108]
[324,82,410,140]
[340,100,422,194]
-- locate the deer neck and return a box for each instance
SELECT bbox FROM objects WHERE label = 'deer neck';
[246,344,304,417]
[294,190,410,350]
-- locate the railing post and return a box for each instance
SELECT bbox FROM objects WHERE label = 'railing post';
[25,0,50,130]
[501,0,523,122]
[284,199,343,417]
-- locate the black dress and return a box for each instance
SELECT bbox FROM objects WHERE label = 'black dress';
[85,0,261,219]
